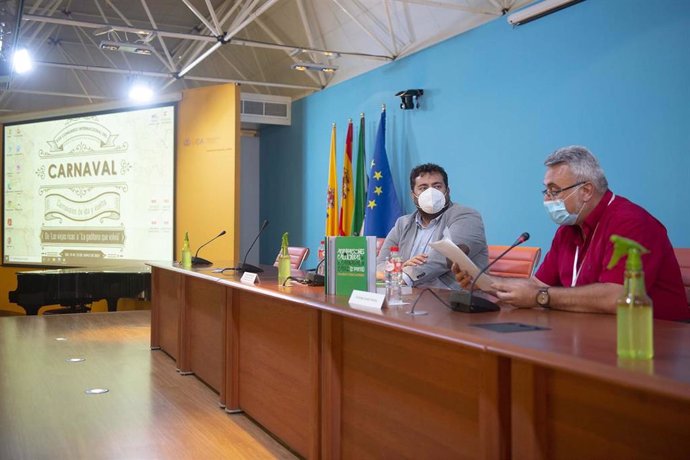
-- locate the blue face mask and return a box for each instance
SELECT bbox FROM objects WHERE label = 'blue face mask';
[543,185,584,226]
[543,200,578,225]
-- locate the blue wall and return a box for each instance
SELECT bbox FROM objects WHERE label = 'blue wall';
[259,0,690,267]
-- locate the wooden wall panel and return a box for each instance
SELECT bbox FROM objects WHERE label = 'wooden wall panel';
[237,290,320,459]
[185,276,225,393]
[151,267,183,360]
[513,360,690,460]
[338,317,507,459]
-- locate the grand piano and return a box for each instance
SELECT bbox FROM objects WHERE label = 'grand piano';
[8,266,151,315]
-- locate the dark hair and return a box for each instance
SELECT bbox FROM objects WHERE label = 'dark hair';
[409,163,448,190]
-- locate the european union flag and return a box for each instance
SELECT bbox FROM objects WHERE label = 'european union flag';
[363,109,402,237]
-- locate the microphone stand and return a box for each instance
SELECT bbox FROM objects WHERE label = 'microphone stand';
[221,220,269,274]
[192,230,226,266]
[305,258,326,286]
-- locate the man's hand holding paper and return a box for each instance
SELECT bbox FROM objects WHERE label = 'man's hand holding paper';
[428,238,493,291]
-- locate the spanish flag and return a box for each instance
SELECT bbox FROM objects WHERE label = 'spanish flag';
[338,119,354,236]
[325,123,339,237]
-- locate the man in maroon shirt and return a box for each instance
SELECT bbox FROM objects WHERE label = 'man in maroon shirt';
[454,146,688,321]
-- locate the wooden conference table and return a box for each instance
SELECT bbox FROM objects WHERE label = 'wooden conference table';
[149,261,690,459]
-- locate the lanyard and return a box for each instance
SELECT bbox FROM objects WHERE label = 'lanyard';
[571,193,616,287]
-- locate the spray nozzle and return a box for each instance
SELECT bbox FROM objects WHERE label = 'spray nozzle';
[607,235,649,271]
[281,232,289,256]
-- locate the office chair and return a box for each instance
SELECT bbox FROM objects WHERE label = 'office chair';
[273,247,310,270]
[674,248,690,308]
[487,245,541,278]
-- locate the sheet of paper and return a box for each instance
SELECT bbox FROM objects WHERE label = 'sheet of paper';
[428,238,492,291]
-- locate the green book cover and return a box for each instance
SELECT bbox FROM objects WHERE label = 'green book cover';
[325,236,376,296]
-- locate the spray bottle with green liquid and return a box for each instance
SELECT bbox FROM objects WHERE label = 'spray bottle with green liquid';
[607,235,653,359]
[181,232,192,269]
[278,232,291,286]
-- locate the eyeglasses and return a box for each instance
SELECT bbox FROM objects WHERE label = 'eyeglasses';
[542,181,585,199]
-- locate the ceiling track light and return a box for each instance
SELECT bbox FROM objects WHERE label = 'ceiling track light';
[99,40,154,56]
[291,62,338,73]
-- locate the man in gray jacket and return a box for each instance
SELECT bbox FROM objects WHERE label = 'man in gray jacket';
[377,163,488,289]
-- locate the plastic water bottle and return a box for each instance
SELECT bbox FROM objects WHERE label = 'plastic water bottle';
[386,246,403,304]
[317,240,326,275]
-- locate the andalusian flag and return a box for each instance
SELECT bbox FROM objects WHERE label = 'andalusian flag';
[325,123,339,236]
[363,107,402,237]
[338,120,354,236]
[351,114,366,236]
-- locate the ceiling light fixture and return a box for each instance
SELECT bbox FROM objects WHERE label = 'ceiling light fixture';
[128,82,154,102]
[99,40,154,55]
[291,62,338,73]
[12,48,33,74]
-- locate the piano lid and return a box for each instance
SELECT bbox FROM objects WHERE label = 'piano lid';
[15,265,152,276]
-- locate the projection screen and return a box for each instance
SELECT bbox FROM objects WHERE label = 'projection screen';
[3,104,175,267]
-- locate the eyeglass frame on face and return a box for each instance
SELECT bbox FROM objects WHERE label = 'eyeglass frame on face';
[541,181,586,200]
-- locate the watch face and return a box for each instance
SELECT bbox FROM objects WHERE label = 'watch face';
[537,290,549,306]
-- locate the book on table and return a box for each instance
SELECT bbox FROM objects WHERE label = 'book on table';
[325,236,377,296]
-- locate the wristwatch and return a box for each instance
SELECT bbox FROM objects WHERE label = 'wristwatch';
[536,287,550,308]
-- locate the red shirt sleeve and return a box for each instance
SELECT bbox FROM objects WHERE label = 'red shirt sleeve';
[535,231,563,286]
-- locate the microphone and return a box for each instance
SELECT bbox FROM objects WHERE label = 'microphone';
[192,230,227,266]
[448,232,530,313]
[236,219,269,273]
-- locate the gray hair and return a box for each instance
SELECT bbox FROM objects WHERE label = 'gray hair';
[544,145,608,192]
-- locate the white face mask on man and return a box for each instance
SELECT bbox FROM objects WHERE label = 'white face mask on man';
[415,187,448,215]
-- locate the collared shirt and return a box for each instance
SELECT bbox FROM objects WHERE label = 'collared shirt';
[402,213,444,288]
[536,189,688,321]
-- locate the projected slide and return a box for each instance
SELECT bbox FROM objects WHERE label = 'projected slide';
[3,105,175,266]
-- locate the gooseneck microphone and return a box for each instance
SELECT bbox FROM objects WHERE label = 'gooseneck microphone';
[235,219,269,273]
[192,230,227,266]
[448,232,530,313]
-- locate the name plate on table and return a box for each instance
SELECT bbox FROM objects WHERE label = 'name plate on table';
[348,289,385,312]
[240,272,259,285]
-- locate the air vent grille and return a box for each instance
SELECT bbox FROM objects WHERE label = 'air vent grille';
[240,94,291,126]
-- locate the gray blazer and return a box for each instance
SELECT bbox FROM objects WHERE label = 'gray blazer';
[376,202,489,289]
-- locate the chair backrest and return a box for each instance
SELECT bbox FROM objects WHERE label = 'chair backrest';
[674,248,690,307]
[274,247,310,270]
[487,245,541,278]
